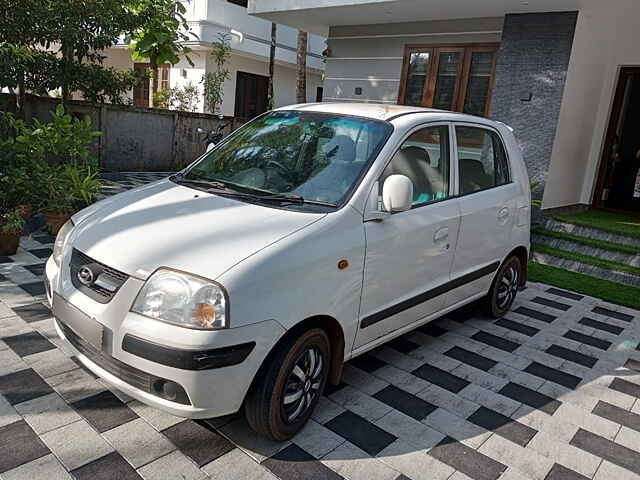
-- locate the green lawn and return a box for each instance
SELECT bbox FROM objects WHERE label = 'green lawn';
[553,209,640,239]
[532,243,640,277]
[532,227,640,256]
[528,261,640,310]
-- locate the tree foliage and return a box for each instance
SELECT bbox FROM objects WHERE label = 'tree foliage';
[201,33,231,115]
[0,0,194,108]
[128,0,195,105]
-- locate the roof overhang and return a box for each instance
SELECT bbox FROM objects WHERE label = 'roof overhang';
[248,0,582,35]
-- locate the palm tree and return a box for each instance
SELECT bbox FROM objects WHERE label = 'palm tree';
[268,22,276,109]
[296,30,307,103]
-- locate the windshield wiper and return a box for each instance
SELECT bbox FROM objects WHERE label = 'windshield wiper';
[173,176,337,208]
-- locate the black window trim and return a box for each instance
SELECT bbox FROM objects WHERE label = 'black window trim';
[452,121,513,199]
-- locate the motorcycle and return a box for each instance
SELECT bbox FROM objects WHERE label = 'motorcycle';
[197,118,231,152]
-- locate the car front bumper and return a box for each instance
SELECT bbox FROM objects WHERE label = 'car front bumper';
[46,255,285,419]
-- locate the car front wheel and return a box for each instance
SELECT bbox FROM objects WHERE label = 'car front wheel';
[244,328,330,441]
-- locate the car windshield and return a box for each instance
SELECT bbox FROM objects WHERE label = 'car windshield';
[183,110,392,208]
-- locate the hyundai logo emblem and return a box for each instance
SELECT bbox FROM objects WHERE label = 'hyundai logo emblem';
[78,266,95,286]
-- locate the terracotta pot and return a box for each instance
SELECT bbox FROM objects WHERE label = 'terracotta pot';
[44,211,72,236]
[17,204,33,221]
[0,231,21,256]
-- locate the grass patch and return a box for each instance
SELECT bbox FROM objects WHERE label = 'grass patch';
[532,243,640,277]
[532,227,640,256]
[553,209,640,239]
[528,261,640,310]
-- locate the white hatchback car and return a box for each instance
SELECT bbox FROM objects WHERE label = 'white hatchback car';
[46,103,530,440]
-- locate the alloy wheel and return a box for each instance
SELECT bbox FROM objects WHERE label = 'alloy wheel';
[282,347,323,423]
[496,264,519,309]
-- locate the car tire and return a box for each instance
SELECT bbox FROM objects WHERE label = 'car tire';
[484,255,522,318]
[244,328,330,441]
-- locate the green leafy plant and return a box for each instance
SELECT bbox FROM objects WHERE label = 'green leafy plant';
[201,33,231,114]
[63,164,101,206]
[129,0,195,106]
[0,207,26,234]
[153,87,171,109]
[167,82,200,112]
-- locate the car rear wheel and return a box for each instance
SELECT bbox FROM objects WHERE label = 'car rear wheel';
[244,328,330,441]
[485,255,522,318]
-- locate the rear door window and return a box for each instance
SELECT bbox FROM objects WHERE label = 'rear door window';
[455,126,510,195]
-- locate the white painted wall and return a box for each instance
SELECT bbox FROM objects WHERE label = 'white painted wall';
[213,51,323,116]
[544,0,640,208]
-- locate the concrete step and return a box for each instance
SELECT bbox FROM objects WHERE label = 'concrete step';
[531,251,640,288]
[532,233,640,268]
[543,218,640,249]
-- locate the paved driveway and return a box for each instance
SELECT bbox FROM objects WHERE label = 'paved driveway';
[1,174,640,480]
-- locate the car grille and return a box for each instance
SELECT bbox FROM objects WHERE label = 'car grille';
[69,249,129,303]
[57,318,152,393]
[56,318,190,405]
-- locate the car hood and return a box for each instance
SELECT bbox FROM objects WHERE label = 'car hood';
[70,179,325,280]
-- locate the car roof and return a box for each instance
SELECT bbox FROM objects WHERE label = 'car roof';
[273,102,449,121]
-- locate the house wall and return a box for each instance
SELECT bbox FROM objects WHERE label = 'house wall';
[543,0,640,209]
[212,52,323,117]
[323,17,503,103]
[489,12,578,198]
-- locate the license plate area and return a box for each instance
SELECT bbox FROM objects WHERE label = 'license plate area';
[53,293,104,351]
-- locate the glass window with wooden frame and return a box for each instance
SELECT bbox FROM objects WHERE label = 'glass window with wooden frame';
[399,44,499,117]
[380,125,451,208]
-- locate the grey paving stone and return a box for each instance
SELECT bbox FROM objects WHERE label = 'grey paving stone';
[14,392,81,434]
[329,384,393,421]
[161,419,234,467]
[375,409,445,450]
[72,390,138,433]
[1,453,71,480]
[467,406,537,447]
[218,418,286,463]
[321,440,399,480]
[70,451,142,480]
[615,426,640,453]
[376,439,455,480]
[593,400,640,432]
[478,434,554,480]
[0,368,54,405]
[0,419,50,474]
[325,410,396,456]
[47,367,106,403]
[544,463,590,480]
[22,348,78,379]
[127,400,184,431]
[528,431,602,477]
[138,450,207,480]
[571,428,640,476]
[262,444,342,480]
[202,448,275,480]
[312,396,346,424]
[594,460,640,480]
[40,420,114,471]
[292,419,345,459]
[103,418,175,468]
[428,436,507,480]
[423,407,491,449]
[0,393,21,428]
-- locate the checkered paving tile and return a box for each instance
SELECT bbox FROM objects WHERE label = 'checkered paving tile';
[2,173,640,479]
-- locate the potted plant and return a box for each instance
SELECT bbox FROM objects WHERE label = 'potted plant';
[42,166,74,235]
[64,164,102,211]
[0,208,26,256]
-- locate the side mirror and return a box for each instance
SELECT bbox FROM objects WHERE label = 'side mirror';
[382,175,413,212]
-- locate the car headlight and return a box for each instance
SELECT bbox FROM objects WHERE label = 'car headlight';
[53,219,75,266]
[131,269,228,330]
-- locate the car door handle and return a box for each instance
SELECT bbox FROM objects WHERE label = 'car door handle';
[434,227,449,243]
[497,207,510,219]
